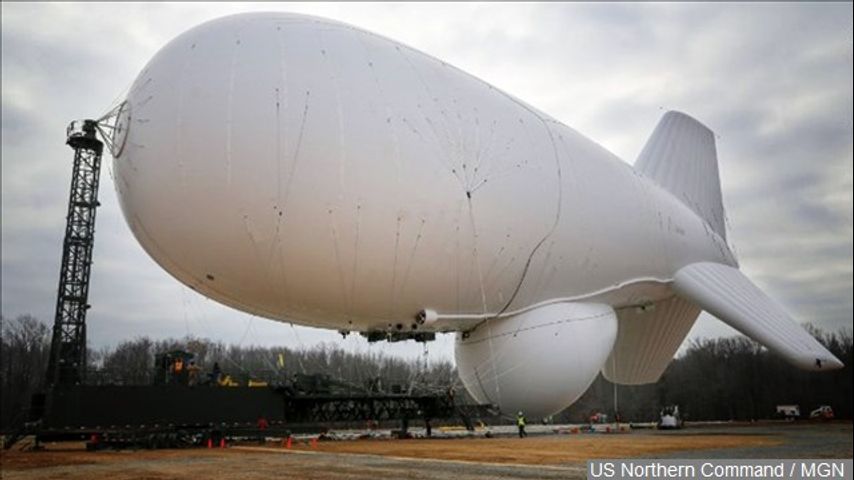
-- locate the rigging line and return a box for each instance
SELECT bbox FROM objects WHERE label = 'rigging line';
[186,288,219,342]
[480,125,514,176]
[485,251,523,295]
[245,321,280,374]
[127,67,152,95]
[455,202,463,312]
[263,97,304,288]
[348,202,362,322]
[220,349,251,376]
[477,134,519,183]
[288,323,308,374]
[466,195,502,408]
[274,22,287,206]
[185,289,206,338]
[463,113,479,189]
[243,216,280,302]
[281,90,311,210]
[221,317,262,376]
[475,159,538,190]
[466,199,490,316]
[483,353,535,385]
[465,311,614,347]
[408,341,431,395]
[183,295,249,376]
[406,357,418,396]
[224,35,239,187]
[100,77,134,118]
[396,47,464,186]
[237,315,255,348]
[472,367,497,409]
[465,117,565,339]
[389,215,402,317]
[187,296,251,376]
[329,210,352,315]
[449,367,463,394]
[182,287,190,337]
[259,352,280,377]
[422,116,467,190]
[462,310,615,378]
[470,119,501,184]
[398,217,427,299]
[483,245,507,287]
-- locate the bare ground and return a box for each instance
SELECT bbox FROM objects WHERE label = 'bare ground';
[1,422,850,480]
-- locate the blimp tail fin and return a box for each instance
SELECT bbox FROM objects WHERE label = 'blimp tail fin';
[635,111,726,240]
[673,262,844,371]
[603,296,701,385]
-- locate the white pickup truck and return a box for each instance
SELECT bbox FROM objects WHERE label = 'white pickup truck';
[776,404,800,419]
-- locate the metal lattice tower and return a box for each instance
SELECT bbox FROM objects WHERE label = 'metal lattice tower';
[46,120,104,386]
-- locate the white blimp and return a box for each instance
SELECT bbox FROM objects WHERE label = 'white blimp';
[109,12,843,418]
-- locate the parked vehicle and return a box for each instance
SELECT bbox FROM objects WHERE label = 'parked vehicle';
[810,405,834,420]
[776,404,800,420]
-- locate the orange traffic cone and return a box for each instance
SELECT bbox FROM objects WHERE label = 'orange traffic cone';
[286,436,292,449]
[310,437,318,449]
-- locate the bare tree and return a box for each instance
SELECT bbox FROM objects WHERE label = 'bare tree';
[1,315,51,429]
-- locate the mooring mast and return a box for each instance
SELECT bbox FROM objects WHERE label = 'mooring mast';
[45,120,104,386]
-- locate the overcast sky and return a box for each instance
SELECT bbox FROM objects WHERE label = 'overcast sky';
[2,2,852,363]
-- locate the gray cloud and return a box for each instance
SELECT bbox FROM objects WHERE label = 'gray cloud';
[2,3,851,363]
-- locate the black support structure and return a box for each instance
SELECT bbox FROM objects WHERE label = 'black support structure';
[46,120,104,387]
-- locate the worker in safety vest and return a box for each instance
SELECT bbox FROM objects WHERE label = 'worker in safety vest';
[516,411,527,438]
[172,357,184,384]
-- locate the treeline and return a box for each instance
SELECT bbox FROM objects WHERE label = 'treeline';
[563,328,853,423]
[1,314,851,430]
[1,316,51,430]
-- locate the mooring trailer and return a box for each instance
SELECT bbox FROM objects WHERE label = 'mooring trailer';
[34,384,484,432]
[23,383,491,449]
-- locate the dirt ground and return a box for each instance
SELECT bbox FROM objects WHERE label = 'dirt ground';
[1,422,850,480]
[0,444,228,471]
[278,432,781,464]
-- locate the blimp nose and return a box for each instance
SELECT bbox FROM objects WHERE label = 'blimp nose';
[114,13,433,328]
[114,12,559,331]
